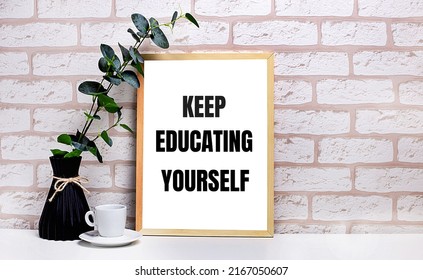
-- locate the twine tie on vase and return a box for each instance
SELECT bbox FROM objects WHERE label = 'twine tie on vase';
[48,176,90,202]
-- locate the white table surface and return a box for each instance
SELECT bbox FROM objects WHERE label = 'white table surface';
[1,229,423,260]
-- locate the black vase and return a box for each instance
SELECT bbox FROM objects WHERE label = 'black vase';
[38,156,93,240]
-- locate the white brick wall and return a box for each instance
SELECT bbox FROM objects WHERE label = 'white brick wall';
[275,224,346,234]
[0,192,47,215]
[0,80,72,104]
[397,196,423,221]
[274,80,312,105]
[38,0,112,18]
[1,0,423,233]
[0,218,30,229]
[356,168,423,192]
[313,196,392,221]
[33,53,100,76]
[317,79,394,104]
[274,137,314,163]
[356,110,423,134]
[81,22,133,47]
[0,52,29,75]
[115,165,136,189]
[234,21,317,46]
[399,81,423,105]
[0,164,33,187]
[351,225,423,234]
[0,0,33,18]
[33,109,109,133]
[275,52,349,76]
[398,138,423,163]
[275,109,350,135]
[392,23,423,46]
[116,0,191,18]
[0,23,77,47]
[322,21,387,46]
[318,138,393,163]
[0,108,30,133]
[358,0,423,18]
[275,0,354,16]
[354,51,423,76]
[196,0,271,16]
[274,195,308,220]
[1,136,60,160]
[275,167,351,191]
[162,21,229,45]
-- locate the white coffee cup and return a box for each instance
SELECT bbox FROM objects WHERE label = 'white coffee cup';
[85,204,127,237]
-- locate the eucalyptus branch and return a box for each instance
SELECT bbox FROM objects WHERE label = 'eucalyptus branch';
[52,11,199,162]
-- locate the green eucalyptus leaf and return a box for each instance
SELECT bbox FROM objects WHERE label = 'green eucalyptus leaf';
[64,149,82,158]
[50,149,68,157]
[149,17,159,28]
[84,112,101,120]
[78,81,107,95]
[100,44,115,59]
[105,103,121,113]
[103,75,122,86]
[185,13,199,28]
[71,141,88,151]
[97,94,120,113]
[100,131,113,147]
[57,134,72,145]
[149,18,169,48]
[150,28,169,49]
[94,147,103,163]
[122,70,140,88]
[171,11,178,29]
[118,43,131,62]
[131,61,144,76]
[131,13,149,36]
[120,124,134,133]
[129,47,144,64]
[112,57,121,71]
[137,32,150,38]
[97,94,114,106]
[98,57,109,72]
[127,28,140,42]
[84,112,94,120]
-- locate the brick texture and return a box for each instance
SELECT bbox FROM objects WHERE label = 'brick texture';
[275,52,349,76]
[38,0,112,18]
[234,21,317,46]
[0,23,77,47]
[358,0,423,18]
[0,0,34,18]
[196,0,271,16]
[317,79,393,104]
[322,21,386,46]
[1,0,423,233]
[275,167,351,191]
[312,196,392,221]
[276,0,354,16]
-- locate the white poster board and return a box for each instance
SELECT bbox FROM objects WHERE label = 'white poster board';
[136,53,274,237]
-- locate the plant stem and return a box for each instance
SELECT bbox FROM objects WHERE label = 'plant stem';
[76,15,183,146]
[78,31,149,142]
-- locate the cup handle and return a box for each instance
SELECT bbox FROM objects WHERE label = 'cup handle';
[85,211,95,227]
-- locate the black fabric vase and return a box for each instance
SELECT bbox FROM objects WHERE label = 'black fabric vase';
[38,156,93,240]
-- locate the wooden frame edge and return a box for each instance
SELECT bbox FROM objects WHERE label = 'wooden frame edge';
[136,53,274,237]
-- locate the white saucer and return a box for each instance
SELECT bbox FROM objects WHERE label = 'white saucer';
[79,229,142,247]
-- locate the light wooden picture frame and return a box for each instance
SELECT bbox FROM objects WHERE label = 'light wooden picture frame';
[136,53,274,237]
